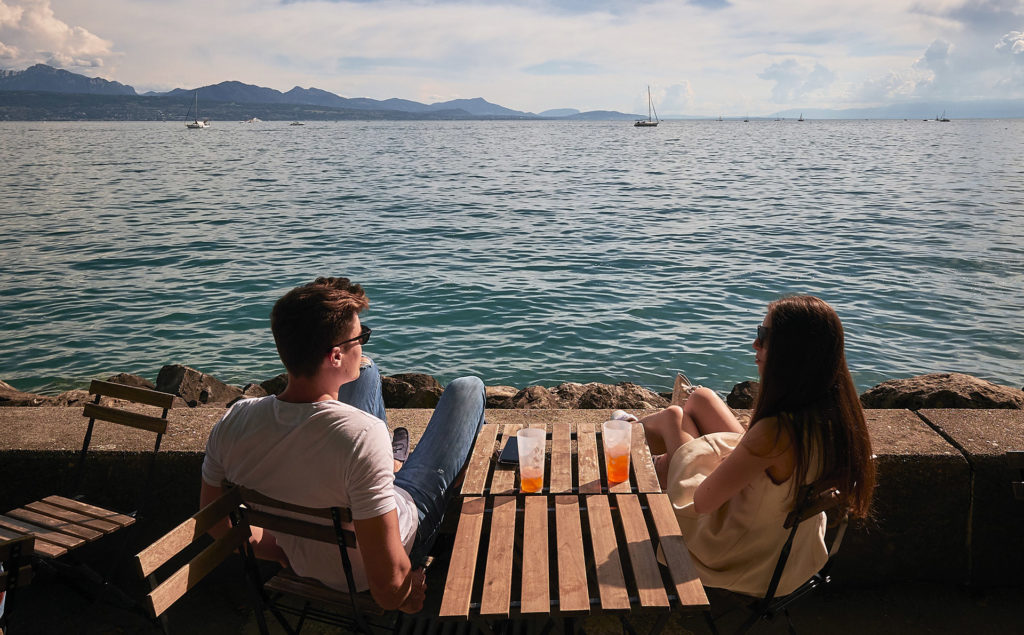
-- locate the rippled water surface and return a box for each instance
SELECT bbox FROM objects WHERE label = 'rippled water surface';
[2,119,1022,394]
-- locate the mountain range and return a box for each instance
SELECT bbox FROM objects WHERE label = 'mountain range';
[1,64,1022,121]
[0,64,640,121]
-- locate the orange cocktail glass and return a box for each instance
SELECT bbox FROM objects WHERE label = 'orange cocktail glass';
[517,428,546,493]
[602,419,632,484]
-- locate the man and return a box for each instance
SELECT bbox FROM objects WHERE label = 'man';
[200,277,485,613]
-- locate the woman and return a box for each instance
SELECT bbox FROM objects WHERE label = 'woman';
[637,295,875,596]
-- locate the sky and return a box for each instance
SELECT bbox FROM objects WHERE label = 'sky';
[1,0,1023,115]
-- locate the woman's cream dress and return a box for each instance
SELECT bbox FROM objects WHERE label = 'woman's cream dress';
[666,431,827,596]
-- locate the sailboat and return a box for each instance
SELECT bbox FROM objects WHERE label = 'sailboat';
[634,86,659,127]
[937,111,950,122]
[185,91,209,129]
[797,113,804,122]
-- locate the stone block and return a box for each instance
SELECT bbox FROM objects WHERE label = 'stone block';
[916,409,1024,586]
[833,410,970,585]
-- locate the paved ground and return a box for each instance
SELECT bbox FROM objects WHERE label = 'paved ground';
[4,539,1023,634]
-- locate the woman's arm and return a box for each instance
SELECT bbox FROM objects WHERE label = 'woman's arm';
[691,417,792,514]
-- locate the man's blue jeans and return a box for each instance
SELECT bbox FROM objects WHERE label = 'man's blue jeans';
[338,358,485,567]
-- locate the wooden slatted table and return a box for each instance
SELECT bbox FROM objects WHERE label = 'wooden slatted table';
[0,495,135,558]
[439,421,709,629]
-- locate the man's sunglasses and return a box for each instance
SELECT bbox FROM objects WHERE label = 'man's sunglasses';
[329,325,371,350]
[756,325,769,344]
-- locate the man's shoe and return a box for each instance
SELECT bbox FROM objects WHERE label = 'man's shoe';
[392,427,410,463]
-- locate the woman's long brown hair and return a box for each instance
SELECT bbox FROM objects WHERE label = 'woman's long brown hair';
[750,295,875,518]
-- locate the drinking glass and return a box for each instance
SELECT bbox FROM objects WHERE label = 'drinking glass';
[602,420,632,484]
[517,428,546,493]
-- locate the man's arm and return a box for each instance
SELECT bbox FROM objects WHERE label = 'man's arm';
[354,511,425,613]
[199,480,289,567]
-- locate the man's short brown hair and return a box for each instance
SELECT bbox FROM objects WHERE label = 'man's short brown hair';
[270,277,369,378]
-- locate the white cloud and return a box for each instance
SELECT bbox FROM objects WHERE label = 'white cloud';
[995,29,1024,56]
[757,59,835,103]
[0,0,112,70]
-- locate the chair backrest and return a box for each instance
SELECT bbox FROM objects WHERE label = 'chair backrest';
[0,535,34,592]
[223,482,380,630]
[135,487,250,619]
[1009,451,1024,501]
[762,479,847,605]
[222,481,357,577]
[74,380,176,496]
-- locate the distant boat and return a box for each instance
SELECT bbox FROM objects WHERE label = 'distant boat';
[634,86,659,127]
[717,115,723,122]
[743,115,749,122]
[937,111,950,122]
[242,117,262,124]
[289,121,305,126]
[797,113,804,122]
[185,91,209,129]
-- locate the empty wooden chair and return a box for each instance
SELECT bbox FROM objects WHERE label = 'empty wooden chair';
[135,487,250,632]
[704,479,849,635]
[0,380,174,571]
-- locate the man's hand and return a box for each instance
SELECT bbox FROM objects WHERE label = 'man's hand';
[249,527,291,568]
[398,567,426,614]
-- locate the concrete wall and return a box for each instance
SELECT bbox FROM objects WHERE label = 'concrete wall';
[0,407,1021,587]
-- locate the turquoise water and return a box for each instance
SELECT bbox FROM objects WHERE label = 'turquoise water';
[1,119,1022,395]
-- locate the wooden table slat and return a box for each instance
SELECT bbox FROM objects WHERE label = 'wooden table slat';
[554,496,590,613]
[480,496,517,617]
[24,500,121,534]
[6,507,103,541]
[630,422,661,493]
[42,496,135,527]
[615,495,670,608]
[519,496,550,614]
[549,424,573,494]
[576,422,601,494]
[489,425,521,495]
[439,497,487,618]
[0,524,67,558]
[0,514,85,549]
[585,495,631,610]
[461,424,500,496]
[646,494,709,608]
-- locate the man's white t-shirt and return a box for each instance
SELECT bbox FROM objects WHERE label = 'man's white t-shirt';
[201,396,419,592]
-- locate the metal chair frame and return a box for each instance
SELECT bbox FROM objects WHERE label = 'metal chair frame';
[705,479,849,635]
[225,481,398,635]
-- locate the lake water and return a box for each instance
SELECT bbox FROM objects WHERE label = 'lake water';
[1,119,1022,396]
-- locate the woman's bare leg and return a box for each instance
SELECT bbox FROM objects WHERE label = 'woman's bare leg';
[640,405,698,488]
[683,387,746,436]
[639,405,696,455]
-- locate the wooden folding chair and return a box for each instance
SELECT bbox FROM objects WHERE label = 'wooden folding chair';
[705,479,848,635]
[0,380,174,596]
[0,536,35,633]
[135,487,251,632]
[1009,451,1024,501]
[225,481,397,635]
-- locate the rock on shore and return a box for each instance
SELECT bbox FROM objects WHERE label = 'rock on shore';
[859,373,1024,409]
[3,366,1022,411]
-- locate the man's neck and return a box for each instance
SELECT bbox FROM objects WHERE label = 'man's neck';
[276,374,338,404]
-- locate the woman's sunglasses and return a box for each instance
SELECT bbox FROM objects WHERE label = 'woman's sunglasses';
[329,325,371,350]
[756,325,769,344]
